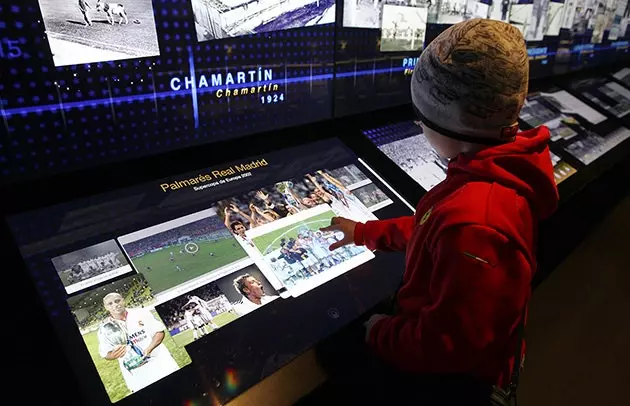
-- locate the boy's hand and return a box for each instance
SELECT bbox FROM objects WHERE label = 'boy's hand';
[320,217,357,250]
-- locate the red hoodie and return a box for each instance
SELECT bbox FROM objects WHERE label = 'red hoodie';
[354,127,559,387]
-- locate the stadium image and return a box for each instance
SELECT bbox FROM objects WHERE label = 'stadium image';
[68,274,191,403]
[37,0,160,66]
[119,212,248,295]
[248,207,368,289]
[52,239,132,294]
[191,0,336,42]
[156,265,278,347]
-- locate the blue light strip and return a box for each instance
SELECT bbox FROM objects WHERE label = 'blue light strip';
[188,47,199,129]
[2,41,627,119]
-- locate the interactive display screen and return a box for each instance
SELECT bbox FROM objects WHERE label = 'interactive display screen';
[362,117,583,189]
[0,1,336,182]
[613,67,630,85]
[567,77,630,118]
[363,120,448,191]
[7,138,412,404]
[520,91,630,165]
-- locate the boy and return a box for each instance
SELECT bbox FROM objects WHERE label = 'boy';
[322,19,559,403]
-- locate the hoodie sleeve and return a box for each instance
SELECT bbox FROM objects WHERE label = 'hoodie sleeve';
[367,224,529,373]
[354,216,416,252]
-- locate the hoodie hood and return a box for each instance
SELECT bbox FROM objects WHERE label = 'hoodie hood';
[448,126,559,219]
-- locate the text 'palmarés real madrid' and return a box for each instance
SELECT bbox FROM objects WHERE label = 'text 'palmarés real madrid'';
[159,159,268,192]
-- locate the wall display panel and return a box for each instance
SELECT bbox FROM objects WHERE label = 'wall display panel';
[0,1,336,183]
[7,137,412,405]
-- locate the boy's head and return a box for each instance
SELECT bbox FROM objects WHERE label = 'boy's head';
[411,19,529,159]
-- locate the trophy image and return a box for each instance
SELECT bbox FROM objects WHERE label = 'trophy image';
[100,320,147,371]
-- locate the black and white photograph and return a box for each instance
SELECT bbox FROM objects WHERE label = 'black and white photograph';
[52,240,132,294]
[590,0,613,43]
[560,0,578,29]
[430,0,485,23]
[510,0,549,41]
[520,97,578,141]
[582,82,630,117]
[562,127,630,164]
[38,0,160,67]
[569,0,597,34]
[377,130,448,191]
[352,183,392,211]
[328,164,369,189]
[613,67,630,86]
[191,0,336,42]
[607,0,629,40]
[489,0,513,21]
[545,0,566,36]
[380,3,428,52]
[155,265,279,347]
[343,0,382,28]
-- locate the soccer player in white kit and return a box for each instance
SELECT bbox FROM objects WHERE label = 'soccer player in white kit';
[233,274,278,316]
[185,295,220,330]
[97,293,179,394]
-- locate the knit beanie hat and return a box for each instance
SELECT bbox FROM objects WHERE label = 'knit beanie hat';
[411,19,529,145]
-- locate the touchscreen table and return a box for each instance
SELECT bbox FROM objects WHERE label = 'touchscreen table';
[7,138,412,405]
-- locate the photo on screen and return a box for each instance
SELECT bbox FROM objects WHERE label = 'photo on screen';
[590,0,614,44]
[562,127,630,165]
[215,169,378,245]
[155,265,279,347]
[343,0,382,28]
[545,0,566,36]
[380,4,428,52]
[118,209,249,301]
[540,90,607,125]
[191,0,336,42]
[607,0,629,41]
[581,82,630,118]
[351,183,392,211]
[327,164,369,189]
[52,240,132,294]
[510,0,549,42]
[245,205,374,296]
[377,129,448,191]
[550,151,577,184]
[489,0,513,21]
[37,0,160,66]
[567,0,596,34]
[155,265,279,346]
[520,97,579,142]
[613,68,630,86]
[68,274,191,403]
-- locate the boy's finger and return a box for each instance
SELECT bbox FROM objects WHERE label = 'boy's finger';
[329,241,344,251]
[320,225,340,232]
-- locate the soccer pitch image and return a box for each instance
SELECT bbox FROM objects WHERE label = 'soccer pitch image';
[170,310,241,347]
[252,210,336,254]
[129,238,247,294]
[80,310,191,403]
